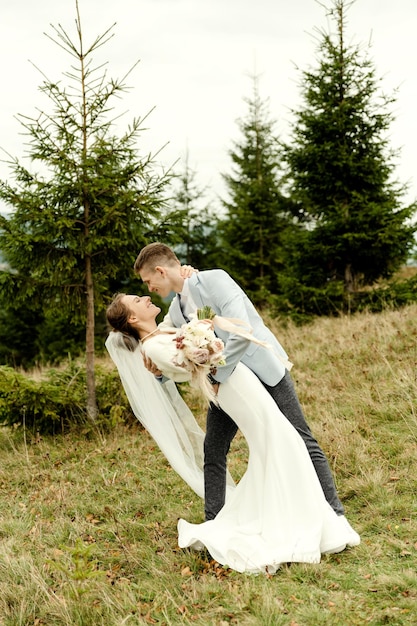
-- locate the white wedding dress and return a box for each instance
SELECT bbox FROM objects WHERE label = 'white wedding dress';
[106,331,358,575]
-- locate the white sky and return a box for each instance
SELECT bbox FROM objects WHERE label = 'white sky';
[1,0,416,209]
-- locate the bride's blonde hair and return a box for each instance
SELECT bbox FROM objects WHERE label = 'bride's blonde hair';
[106,293,140,352]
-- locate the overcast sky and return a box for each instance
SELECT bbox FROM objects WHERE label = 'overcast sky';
[1,0,416,209]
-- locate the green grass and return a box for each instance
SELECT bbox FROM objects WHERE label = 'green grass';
[1,305,417,625]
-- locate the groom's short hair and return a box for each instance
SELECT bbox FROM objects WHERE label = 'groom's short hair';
[134,242,180,274]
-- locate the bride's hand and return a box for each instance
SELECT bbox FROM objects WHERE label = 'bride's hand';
[180,264,198,278]
[143,354,162,377]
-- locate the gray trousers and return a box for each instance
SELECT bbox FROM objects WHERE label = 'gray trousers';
[204,369,344,520]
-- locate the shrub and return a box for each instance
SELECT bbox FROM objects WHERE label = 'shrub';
[271,274,417,320]
[0,361,132,435]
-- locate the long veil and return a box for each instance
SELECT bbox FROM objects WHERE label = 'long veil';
[105,332,235,499]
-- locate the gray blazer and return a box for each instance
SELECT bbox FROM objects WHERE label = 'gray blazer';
[162,269,289,386]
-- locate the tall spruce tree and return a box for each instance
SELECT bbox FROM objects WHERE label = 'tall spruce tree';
[169,153,221,269]
[220,76,294,303]
[142,152,221,269]
[0,2,170,420]
[283,0,416,294]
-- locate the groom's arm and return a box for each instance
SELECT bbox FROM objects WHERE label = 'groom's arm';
[197,270,255,384]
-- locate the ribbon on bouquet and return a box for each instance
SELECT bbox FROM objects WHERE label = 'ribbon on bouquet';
[206,313,293,372]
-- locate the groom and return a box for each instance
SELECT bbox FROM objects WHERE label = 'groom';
[134,242,359,544]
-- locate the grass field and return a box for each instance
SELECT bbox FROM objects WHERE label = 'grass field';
[0,305,416,625]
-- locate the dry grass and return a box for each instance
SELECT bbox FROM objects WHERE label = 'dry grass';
[1,305,417,625]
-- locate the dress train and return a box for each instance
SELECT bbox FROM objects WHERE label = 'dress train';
[178,363,355,574]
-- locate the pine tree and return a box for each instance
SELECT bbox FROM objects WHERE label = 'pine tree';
[0,2,170,420]
[220,75,295,303]
[166,153,221,269]
[283,0,416,294]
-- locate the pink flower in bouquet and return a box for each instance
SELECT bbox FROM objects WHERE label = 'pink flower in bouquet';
[188,347,210,364]
[211,339,224,358]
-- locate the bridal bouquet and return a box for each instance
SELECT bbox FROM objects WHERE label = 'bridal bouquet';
[171,305,287,403]
[173,306,225,402]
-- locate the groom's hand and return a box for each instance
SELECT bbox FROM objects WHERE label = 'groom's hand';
[180,264,198,278]
[143,354,162,377]
[208,373,220,395]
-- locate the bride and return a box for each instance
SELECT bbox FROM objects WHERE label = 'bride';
[105,293,360,575]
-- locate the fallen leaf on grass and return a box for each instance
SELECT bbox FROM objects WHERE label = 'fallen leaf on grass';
[53,548,64,557]
[202,560,230,579]
[401,590,412,597]
[114,577,131,586]
[289,595,303,604]
[143,611,157,624]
